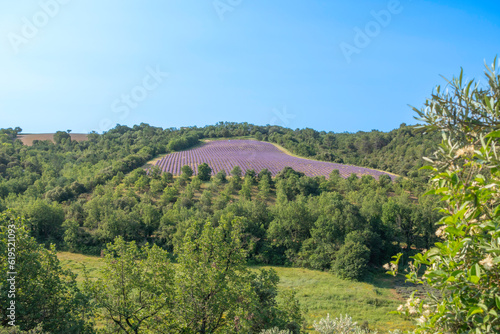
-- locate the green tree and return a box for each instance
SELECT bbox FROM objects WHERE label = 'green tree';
[53,131,71,144]
[173,216,255,333]
[161,171,174,184]
[231,165,242,179]
[258,175,272,201]
[333,241,370,280]
[215,170,227,183]
[23,199,65,242]
[197,163,212,181]
[258,168,273,184]
[245,169,257,185]
[181,165,193,179]
[62,219,81,252]
[239,177,252,200]
[268,195,313,263]
[84,237,175,333]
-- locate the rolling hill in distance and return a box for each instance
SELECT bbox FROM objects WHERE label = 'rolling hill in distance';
[0,122,440,333]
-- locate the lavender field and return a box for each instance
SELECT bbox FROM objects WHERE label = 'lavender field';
[153,140,395,179]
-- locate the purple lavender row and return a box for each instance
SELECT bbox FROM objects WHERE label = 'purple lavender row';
[154,140,396,180]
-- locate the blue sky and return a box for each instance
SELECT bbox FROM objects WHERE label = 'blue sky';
[1,0,499,134]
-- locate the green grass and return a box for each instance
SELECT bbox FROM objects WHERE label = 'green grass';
[57,252,414,332]
[58,252,105,283]
[255,266,414,332]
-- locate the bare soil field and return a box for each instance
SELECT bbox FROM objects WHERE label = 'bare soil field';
[17,133,88,146]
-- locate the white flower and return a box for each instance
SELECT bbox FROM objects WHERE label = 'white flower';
[417,316,426,325]
[435,225,446,238]
[397,304,404,312]
[455,145,475,158]
[383,263,391,270]
[479,254,495,270]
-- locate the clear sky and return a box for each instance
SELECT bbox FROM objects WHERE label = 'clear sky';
[1,0,499,134]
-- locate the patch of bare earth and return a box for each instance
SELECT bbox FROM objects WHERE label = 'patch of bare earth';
[17,133,88,146]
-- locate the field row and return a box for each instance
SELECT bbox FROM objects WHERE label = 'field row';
[154,140,395,179]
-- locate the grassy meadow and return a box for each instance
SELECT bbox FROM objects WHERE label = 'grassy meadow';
[57,252,414,332]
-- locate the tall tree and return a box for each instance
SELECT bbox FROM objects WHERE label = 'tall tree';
[173,216,255,333]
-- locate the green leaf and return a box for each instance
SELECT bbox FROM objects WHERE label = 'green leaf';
[467,306,484,318]
[469,275,480,284]
[486,130,500,138]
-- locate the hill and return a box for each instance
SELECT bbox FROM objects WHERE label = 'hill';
[0,123,439,333]
[152,139,397,179]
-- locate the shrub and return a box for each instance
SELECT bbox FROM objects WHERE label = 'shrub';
[313,314,369,334]
[197,163,212,181]
[390,59,500,333]
[215,170,227,183]
[332,241,370,280]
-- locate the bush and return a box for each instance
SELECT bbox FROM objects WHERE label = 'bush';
[313,314,368,334]
[390,59,500,333]
[181,165,193,179]
[0,211,93,333]
[215,170,227,183]
[260,328,292,334]
[197,163,212,181]
[332,241,370,280]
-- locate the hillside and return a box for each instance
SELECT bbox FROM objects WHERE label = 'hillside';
[152,139,397,179]
[0,123,438,333]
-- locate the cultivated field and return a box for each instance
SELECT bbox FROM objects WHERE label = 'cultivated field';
[153,139,396,179]
[57,252,414,332]
[17,133,88,146]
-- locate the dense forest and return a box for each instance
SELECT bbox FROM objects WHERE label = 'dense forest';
[0,122,442,333]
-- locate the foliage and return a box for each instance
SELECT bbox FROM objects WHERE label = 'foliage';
[215,170,227,183]
[61,251,416,333]
[0,120,443,332]
[391,59,500,333]
[181,165,193,179]
[332,242,370,281]
[173,216,255,332]
[84,237,175,333]
[0,211,93,333]
[197,162,212,181]
[313,314,370,334]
